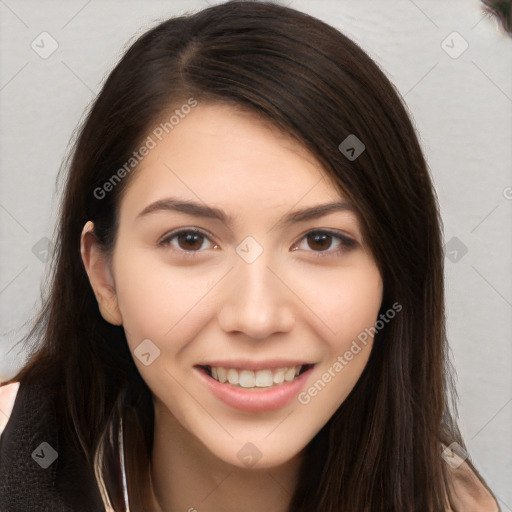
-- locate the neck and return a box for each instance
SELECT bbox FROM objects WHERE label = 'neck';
[148,396,302,512]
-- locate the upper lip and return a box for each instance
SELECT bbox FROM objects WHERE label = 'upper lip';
[195,360,315,371]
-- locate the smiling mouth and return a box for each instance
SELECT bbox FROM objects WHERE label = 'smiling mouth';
[197,364,314,389]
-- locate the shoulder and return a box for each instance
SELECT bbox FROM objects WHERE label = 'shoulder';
[443,445,500,512]
[0,382,20,436]
[0,379,107,510]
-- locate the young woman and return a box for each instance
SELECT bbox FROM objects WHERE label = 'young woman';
[0,1,500,511]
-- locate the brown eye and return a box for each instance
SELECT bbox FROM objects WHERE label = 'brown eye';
[292,230,357,257]
[176,231,205,251]
[158,229,215,254]
[306,232,334,251]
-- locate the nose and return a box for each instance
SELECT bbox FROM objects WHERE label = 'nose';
[217,254,295,339]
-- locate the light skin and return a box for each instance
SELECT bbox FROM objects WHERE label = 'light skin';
[81,102,383,511]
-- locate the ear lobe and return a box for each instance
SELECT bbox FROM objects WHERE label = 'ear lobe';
[80,221,123,326]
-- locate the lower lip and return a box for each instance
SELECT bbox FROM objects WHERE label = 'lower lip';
[195,366,314,413]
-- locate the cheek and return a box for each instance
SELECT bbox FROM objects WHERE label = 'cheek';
[112,248,221,354]
[292,260,382,410]
[292,258,383,344]
[114,244,382,349]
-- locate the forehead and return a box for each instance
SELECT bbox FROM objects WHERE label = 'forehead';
[118,102,352,227]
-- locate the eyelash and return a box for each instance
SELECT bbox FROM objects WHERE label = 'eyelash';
[157,228,357,259]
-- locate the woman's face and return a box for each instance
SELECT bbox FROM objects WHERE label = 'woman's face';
[86,102,383,469]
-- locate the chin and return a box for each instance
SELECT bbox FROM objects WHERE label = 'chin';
[206,435,308,471]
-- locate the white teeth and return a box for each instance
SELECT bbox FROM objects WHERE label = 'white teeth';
[227,368,239,385]
[216,367,227,383]
[207,365,304,388]
[255,369,273,387]
[273,369,285,384]
[239,370,256,388]
[284,368,296,382]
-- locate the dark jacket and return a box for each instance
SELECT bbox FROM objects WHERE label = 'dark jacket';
[0,380,106,512]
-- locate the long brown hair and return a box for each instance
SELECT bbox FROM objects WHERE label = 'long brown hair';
[1,1,497,510]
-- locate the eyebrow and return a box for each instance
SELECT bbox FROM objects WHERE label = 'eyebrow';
[135,197,357,229]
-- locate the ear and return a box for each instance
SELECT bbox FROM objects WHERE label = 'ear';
[80,221,123,326]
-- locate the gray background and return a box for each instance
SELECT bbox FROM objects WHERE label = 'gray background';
[1,0,511,507]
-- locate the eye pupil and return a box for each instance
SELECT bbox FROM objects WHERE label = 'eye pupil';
[307,232,331,251]
[178,232,203,251]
